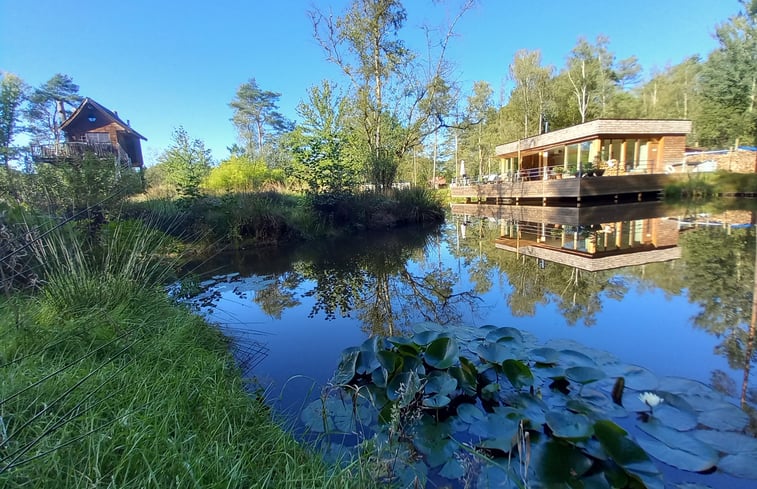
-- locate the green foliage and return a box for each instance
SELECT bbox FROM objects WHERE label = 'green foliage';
[0,72,28,173]
[204,154,279,193]
[156,126,213,199]
[304,323,753,486]
[24,73,82,144]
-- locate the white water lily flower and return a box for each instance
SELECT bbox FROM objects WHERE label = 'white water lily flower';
[638,392,664,408]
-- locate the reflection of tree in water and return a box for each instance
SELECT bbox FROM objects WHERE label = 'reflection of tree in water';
[680,224,757,434]
[253,272,302,319]
[449,219,627,326]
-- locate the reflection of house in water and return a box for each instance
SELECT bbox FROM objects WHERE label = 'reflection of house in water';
[451,202,682,271]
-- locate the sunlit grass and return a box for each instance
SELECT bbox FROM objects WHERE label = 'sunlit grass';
[0,219,374,488]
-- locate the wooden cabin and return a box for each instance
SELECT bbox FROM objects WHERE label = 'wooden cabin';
[451,119,691,206]
[30,98,146,168]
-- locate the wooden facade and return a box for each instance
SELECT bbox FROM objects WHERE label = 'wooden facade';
[30,98,146,167]
[452,119,691,205]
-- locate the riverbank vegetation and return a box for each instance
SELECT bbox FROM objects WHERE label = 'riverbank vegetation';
[0,217,375,488]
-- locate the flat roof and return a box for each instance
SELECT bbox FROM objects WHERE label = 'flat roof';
[496,119,691,157]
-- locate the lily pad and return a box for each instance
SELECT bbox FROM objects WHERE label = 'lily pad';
[456,403,486,424]
[545,410,593,440]
[424,336,459,369]
[697,403,748,431]
[333,347,359,384]
[439,457,465,480]
[534,440,594,483]
[425,370,457,396]
[693,430,757,454]
[636,419,718,472]
[476,342,511,364]
[485,326,524,343]
[719,451,757,479]
[502,358,534,389]
[566,366,606,385]
[621,365,659,391]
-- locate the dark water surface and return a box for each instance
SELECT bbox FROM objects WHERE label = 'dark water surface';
[187,202,757,488]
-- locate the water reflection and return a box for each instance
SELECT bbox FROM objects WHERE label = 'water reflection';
[185,201,757,484]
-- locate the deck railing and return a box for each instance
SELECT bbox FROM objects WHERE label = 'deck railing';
[30,142,132,167]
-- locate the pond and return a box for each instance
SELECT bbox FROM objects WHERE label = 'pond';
[184,201,757,488]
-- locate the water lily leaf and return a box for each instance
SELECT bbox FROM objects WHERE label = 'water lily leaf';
[636,419,718,472]
[485,326,524,343]
[656,376,714,397]
[621,365,658,391]
[333,347,359,384]
[387,371,422,405]
[558,349,597,367]
[300,396,363,434]
[414,329,440,346]
[719,451,757,479]
[371,366,387,388]
[355,349,378,375]
[697,403,748,431]
[423,394,451,408]
[424,336,459,369]
[502,359,534,389]
[566,366,606,385]
[449,356,478,396]
[469,412,519,442]
[693,430,757,454]
[439,457,466,480]
[414,418,456,467]
[531,346,560,364]
[650,402,698,431]
[425,370,457,396]
[476,342,511,364]
[457,403,485,424]
[377,349,402,373]
[545,410,593,440]
[533,440,594,483]
[594,420,648,465]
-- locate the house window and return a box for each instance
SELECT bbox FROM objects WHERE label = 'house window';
[86,132,110,144]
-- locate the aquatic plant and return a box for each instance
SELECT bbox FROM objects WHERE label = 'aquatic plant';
[303,322,757,487]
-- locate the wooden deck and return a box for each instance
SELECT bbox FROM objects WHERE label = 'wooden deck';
[450,174,674,205]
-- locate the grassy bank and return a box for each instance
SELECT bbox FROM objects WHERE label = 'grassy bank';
[0,219,371,488]
[122,187,446,249]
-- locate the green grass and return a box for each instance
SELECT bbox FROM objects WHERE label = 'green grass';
[0,219,374,488]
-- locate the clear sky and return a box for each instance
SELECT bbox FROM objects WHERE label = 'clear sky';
[0,0,740,164]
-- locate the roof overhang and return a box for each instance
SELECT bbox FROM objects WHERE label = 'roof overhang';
[496,119,691,158]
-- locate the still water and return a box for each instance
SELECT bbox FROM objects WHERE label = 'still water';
[187,201,756,488]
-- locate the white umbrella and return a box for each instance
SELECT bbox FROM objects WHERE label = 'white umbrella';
[460,160,466,177]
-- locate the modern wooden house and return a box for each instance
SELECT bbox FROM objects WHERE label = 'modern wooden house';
[451,119,691,206]
[30,98,146,168]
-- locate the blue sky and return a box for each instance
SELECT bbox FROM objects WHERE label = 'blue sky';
[1,0,739,164]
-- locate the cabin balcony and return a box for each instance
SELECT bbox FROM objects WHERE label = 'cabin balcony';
[30,142,132,167]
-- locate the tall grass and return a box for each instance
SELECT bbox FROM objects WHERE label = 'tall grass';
[0,220,373,488]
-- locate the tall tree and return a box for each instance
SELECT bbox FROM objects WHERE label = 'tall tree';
[697,0,757,146]
[0,72,27,172]
[156,126,213,198]
[310,0,474,188]
[459,80,495,179]
[288,80,361,194]
[229,78,290,155]
[508,49,553,137]
[25,74,82,144]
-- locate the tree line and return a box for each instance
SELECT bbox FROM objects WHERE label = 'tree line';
[2,0,755,198]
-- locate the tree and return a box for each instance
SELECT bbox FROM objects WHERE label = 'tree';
[639,57,701,121]
[0,73,27,176]
[697,0,757,146]
[156,126,213,198]
[25,73,82,144]
[229,78,291,155]
[508,50,553,137]
[288,81,361,194]
[310,0,475,188]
